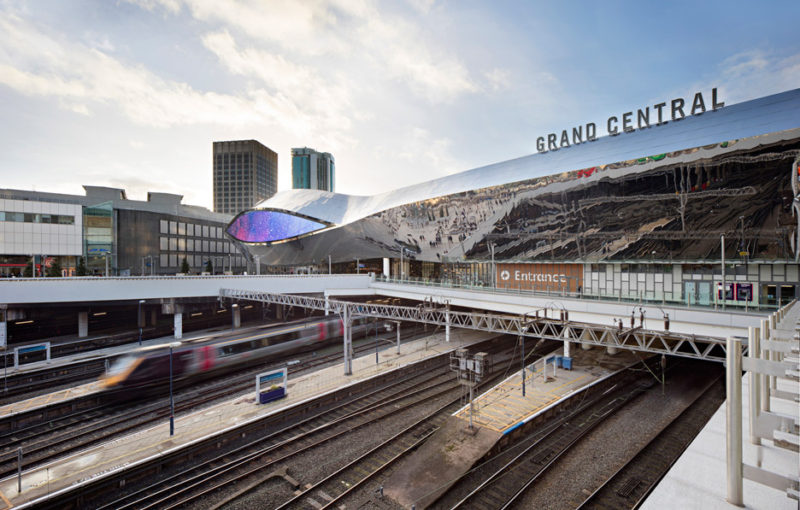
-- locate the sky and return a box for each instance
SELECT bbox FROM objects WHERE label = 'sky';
[0,0,799,210]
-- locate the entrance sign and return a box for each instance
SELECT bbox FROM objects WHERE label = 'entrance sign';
[536,88,724,153]
[496,263,583,292]
[255,367,287,404]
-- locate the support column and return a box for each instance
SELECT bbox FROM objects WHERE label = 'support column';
[769,314,778,390]
[174,306,183,340]
[748,326,760,446]
[445,309,451,343]
[78,311,88,338]
[232,304,241,329]
[324,296,330,316]
[150,309,157,326]
[760,319,770,413]
[343,306,352,376]
[395,322,401,355]
[563,326,571,359]
[0,311,6,350]
[726,336,743,507]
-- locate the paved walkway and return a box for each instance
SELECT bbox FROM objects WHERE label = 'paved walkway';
[0,329,493,509]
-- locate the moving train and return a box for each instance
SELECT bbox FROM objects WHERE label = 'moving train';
[100,316,378,392]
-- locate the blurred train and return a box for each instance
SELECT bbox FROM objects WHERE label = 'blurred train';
[100,316,379,392]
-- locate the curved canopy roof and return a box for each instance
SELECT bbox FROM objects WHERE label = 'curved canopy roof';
[233,88,800,244]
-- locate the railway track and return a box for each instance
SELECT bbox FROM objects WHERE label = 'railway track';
[447,375,653,510]
[576,376,725,509]
[0,359,107,404]
[89,342,536,510]
[0,334,404,479]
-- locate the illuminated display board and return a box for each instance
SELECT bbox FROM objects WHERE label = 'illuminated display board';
[227,209,328,243]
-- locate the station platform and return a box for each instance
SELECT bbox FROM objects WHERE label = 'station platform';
[642,375,799,510]
[383,345,642,508]
[0,329,495,509]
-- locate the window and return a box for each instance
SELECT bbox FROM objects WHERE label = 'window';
[160,254,169,267]
[216,226,223,238]
[202,240,209,252]
[169,254,177,267]
[187,224,194,236]
[169,238,178,250]
[203,225,209,237]
[178,222,186,235]
[160,220,168,233]
[178,238,186,251]
[160,237,169,251]
[169,221,177,235]
[187,239,194,251]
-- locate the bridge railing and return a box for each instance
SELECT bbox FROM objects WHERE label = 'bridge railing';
[372,275,773,313]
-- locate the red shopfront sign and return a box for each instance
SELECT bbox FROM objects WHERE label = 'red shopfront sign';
[496,263,583,292]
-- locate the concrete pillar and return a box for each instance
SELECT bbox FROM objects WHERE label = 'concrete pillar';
[445,309,450,343]
[343,306,352,376]
[174,312,183,340]
[606,346,618,355]
[0,312,6,349]
[396,323,401,355]
[725,336,743,507]
[324,296,330,316]
[760,319,770,413]
[563,326,571,359]
[383,257,390,278]
[78,311,88,338]
[748,326,760,446]
[232,304,241,329]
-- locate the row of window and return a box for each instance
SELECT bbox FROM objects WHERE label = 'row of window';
[159,220,224,238]
[159,237,237,253]
[160,253,245,269]
[0,211,75,225]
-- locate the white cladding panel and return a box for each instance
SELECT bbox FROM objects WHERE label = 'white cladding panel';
[0,200,83,256]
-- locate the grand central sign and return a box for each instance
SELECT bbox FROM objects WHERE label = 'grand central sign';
[536,88,725,153]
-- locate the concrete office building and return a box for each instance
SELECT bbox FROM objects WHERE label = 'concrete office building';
[213,140,278,215]
[292,147,335,192]
[0,186,249,276]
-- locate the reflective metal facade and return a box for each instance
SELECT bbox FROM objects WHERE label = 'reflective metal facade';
[229,89,800,266]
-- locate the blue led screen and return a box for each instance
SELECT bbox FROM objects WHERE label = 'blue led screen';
[227,210,327,243]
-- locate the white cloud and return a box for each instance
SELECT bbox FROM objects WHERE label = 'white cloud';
[128,0,479,104]
[717,50,800,103]
[0,13,291,129]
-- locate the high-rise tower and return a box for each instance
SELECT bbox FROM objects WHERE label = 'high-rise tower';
[291,147,335,192]
[213,140,278,214]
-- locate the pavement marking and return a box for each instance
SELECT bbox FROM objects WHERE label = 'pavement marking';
[0,487,12,509]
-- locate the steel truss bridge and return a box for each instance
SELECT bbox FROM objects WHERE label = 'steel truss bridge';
[220,288,733,363]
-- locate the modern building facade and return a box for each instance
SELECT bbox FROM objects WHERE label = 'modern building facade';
[0,186,250,276]
[228,88,800,308]
[292,147,335,192]
[213,140,278,215]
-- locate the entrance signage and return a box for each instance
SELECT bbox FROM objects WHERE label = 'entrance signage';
[496,263,583,292]
[536,88,724,153]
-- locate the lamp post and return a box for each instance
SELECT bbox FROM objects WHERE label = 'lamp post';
[138,300,145,346]
[169,341,181,436]
[490,242,495,289]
